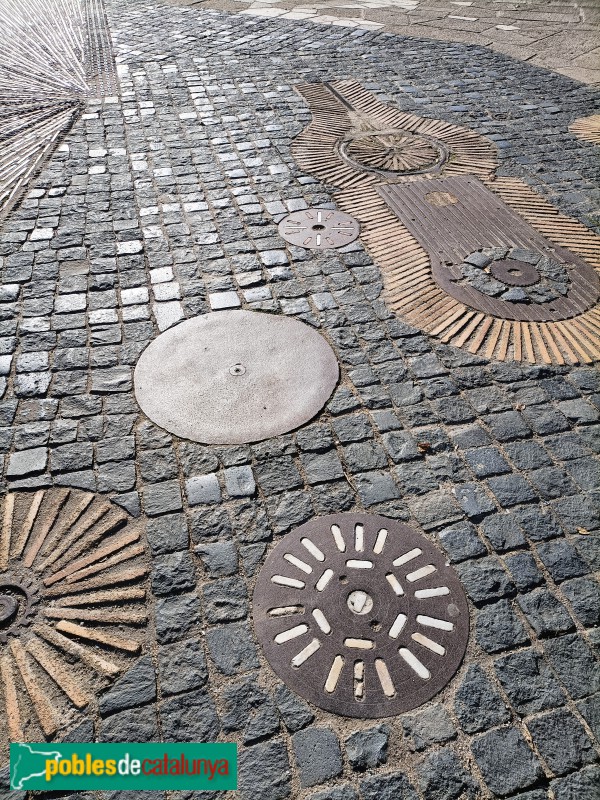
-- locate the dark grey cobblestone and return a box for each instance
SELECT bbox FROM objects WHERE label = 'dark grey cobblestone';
[1,0,600,796]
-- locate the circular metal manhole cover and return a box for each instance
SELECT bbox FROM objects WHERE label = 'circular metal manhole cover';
[134,311,340,444]
[253,513,469,718]
[278,209,360,249]
[340,130,446,176]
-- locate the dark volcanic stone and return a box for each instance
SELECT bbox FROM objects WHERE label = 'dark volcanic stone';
[561,577,600,626]
[151,550,197,596]
[99,655,156,716]
[416,748,480,800]
[454,665,510,734]
[494,648,566,714]
[471,728,543,796]
[157,638,208,696]
[475,599,529,654]
[455,557,515,605]
[99,705,159,742]
[359,771,419,800]
[160,688,220,741]
[155,592,200,644]
[202,576,249,622]
[206,622,260,675]
[402,705,456,751]
[550,766,600,800]
[238,739,291,800]
[437,521,486,562]
[544,634,600,699]
[527,709,596,775]
[273,684,314,732]
[517,589,575,636]
[345,725,389,771]
[292,727,343,787]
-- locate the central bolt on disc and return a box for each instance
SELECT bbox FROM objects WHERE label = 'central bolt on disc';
[134,311,339,445]
[253,512,470,718]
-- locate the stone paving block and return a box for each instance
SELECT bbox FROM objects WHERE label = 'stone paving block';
[6,446,47,476]
[560,577,600,626]
[186,473,222,505]
[517,588,575,636]
[415,748,479,800]
[402,705,456,752]
[475,599,530,654]
[206,622,260,675]
[543,634,600,699]
[224,465,256,496]
[494,649,566,715]
[152,550,197,596]
[535,538,589,582]
[99,655,156,716]
[146,513,189,555]
[202,577,249,623]
[157,639,208,696]
[308,787,358,800]
[345,725,389,771]
[238,739,291,800]
[155,592,200,644]
[359,771,419,800]
[437,521,487,562]
[504,552,544,591]
[160,688,220,742]
[143,479,183,516]
[292,727,343,788]
[456,556,515,605]
[195,540,238,577]
[274,684,314,733]
[98,706,159,742]
[471,728,544,797]
[550,766,600,800]
[454,665,510,734]
[526,709,597,776]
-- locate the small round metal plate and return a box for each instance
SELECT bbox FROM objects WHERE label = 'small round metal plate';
[278,209,360,249]
[134,311,339,444]
[490,259,540,287]
[253,513,469,718]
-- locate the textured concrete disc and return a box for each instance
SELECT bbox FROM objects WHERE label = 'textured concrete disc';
[134,311,340,444]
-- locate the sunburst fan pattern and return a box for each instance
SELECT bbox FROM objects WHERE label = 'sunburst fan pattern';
[0,489,149,756]
[0,0,117,221]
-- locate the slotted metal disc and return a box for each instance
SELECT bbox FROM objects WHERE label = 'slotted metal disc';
[253,513,469,718]
[278,209,360,249]
[134,311,339,444]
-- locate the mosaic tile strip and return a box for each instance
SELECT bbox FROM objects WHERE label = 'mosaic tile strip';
[569,114,600,145]
[292,80,600,365]
[0,490,149,756]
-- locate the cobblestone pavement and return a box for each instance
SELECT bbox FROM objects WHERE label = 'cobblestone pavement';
[1,0,600,798]
[167,0,600,85]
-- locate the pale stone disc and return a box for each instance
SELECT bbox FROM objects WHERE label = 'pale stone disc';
[134,311,340,444]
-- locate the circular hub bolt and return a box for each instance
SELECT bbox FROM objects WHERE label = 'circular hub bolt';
[229,363,246,376]
[0,594,18,626]
[347,590,374,615]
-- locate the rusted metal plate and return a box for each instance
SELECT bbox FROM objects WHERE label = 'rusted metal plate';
[378,176,600,323]
[0,489,148,751]
[253,513,469,718]
[134,311,339,444]
[278,209,360,249]
[341,130,446,176]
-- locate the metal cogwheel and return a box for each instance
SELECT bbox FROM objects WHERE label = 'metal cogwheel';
[278,208,360,250]
[0,573,40,644]
[253,513,470,718]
